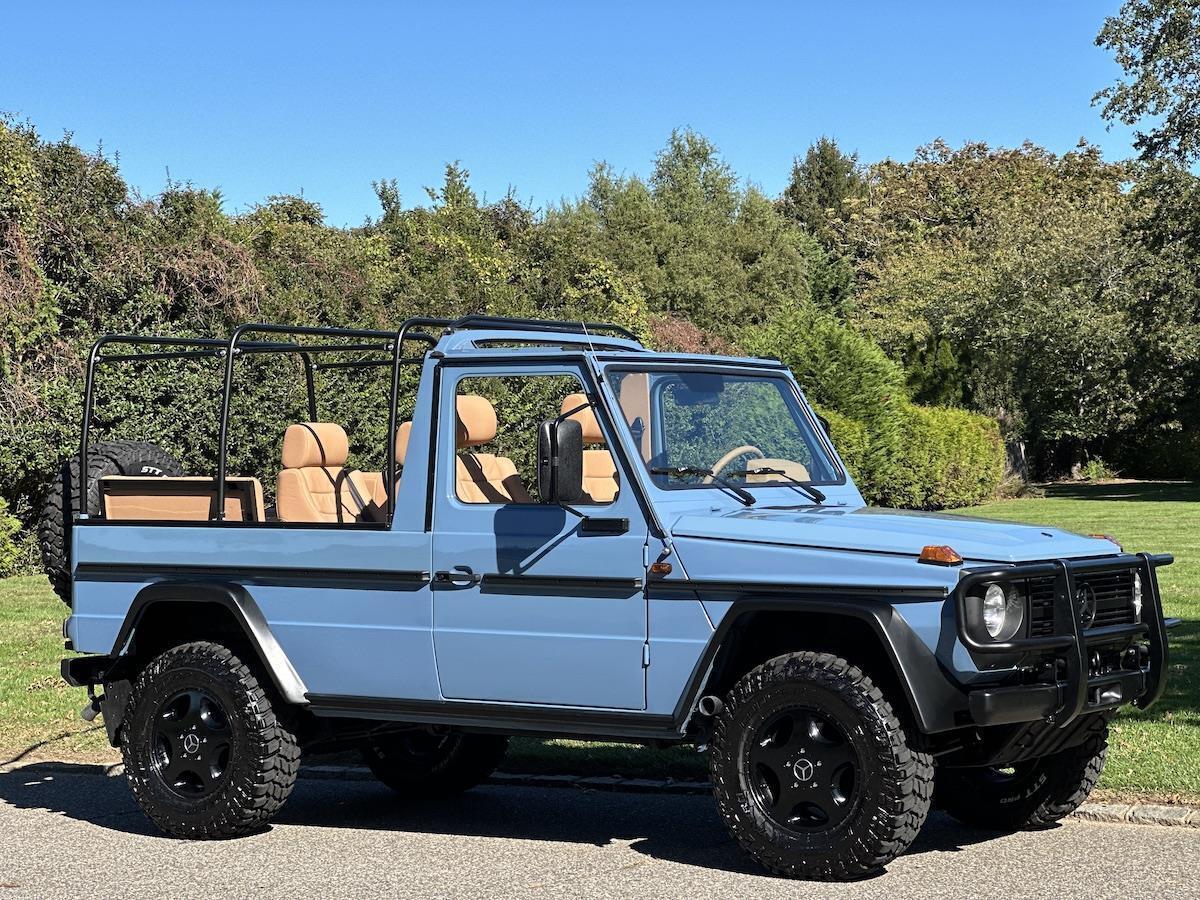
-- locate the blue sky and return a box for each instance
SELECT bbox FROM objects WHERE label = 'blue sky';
[2,1,1135,226]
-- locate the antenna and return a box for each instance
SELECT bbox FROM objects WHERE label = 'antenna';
[580,320,598,355]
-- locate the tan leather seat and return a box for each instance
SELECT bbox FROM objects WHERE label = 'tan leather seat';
[277,423,378,523]
[362,421,413,507]
[455,395,532,503]
[561,393,619,503]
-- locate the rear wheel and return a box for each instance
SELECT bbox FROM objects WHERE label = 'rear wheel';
[709,651,933,881]
[360,731,509,799]
[38,440,182,603]
[936,722,1108,831]
[121,641,300,838]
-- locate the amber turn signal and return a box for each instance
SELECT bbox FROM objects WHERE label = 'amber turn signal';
[918,545,963,566]
[649,561,673,576]
[1088,533,1123,551]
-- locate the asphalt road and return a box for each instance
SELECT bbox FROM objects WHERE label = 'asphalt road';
[1,767,1197,899]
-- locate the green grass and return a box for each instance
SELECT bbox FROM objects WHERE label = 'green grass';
[2,480,1196,799]
[0,576,110,764]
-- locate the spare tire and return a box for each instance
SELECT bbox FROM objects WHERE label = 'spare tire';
[38,441,183,604]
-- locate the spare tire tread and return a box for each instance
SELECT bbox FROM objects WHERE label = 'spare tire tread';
[38,440,182,604]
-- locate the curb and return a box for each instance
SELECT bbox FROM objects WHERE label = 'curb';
[6,761,1198,827]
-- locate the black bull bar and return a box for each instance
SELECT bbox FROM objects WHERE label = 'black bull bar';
[955,552,1176,729]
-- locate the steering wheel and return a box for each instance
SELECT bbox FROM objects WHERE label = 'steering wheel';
[703,445,765,483]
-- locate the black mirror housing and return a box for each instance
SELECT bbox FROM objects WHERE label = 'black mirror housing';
[538,418,585,505]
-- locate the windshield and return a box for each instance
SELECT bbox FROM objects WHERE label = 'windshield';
[606,369,842,489]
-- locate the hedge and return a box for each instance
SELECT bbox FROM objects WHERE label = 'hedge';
[0,498,21,577]
[745,313,1005,509]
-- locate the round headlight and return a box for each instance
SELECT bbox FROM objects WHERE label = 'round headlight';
[981,582,1024,641]
[1132,573,1143,621]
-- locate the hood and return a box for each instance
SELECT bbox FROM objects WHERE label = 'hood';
[669,505,1119,564]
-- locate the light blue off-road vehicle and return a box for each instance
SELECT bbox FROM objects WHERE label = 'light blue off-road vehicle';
[45,316,1175,880]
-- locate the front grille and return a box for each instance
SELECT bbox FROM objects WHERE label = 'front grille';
[1028,578,1057,637]
[1025,569,1138,636]
[1081,570,1138,628]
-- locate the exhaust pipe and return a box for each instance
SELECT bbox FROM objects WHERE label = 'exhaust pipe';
[697,695,723,717]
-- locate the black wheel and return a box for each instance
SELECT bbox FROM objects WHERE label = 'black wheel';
[937,721,1108,831]
[710,651,933,881]
[360,731,509,799]
[121,641,300,838]
[38,440,182,603]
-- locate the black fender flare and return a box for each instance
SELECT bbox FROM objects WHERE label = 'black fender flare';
[109,581,309,706]
[672,597,968,735]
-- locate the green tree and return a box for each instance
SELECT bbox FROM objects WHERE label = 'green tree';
[904,336,964,407]
[845,140,1139,471]
[563,129,827,330]
[779,137,865,248]
[1095,0,1200,164]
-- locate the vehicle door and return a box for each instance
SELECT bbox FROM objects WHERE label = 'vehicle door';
[430,363,649,709]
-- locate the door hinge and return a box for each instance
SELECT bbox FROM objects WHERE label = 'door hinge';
[642,543,649,567]
[642,642,650,668]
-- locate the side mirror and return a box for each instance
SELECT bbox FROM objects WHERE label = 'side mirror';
[537,417,585,505]
[816,412,831,436]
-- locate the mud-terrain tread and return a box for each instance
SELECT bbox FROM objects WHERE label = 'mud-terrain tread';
[937,721,1108,831]
[121,641,300,839]
[38,440,182,604]
[709,651,933,881]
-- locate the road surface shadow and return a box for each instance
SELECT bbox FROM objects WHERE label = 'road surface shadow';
[0,764,1019,878]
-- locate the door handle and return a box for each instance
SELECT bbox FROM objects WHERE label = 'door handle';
[435,566,481,586]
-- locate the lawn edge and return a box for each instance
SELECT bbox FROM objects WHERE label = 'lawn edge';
[5,760,1198,828]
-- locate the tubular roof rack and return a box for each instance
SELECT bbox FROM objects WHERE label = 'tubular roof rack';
[78,314,645,527]
[447,315,641,343]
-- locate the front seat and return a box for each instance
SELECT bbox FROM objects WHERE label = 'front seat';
[561,393,619,503]
[276,422,378,523]
[363,421,412,508]
[455,395,532,503]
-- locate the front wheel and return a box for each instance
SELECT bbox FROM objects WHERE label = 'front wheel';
[360,731,509,799]
[936,722,1108,831]
[121,641,300,838]
[709,651,933,881]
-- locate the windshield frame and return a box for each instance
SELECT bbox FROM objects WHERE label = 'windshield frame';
[601,362,848,493]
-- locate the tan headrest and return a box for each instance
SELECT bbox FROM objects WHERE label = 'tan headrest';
[282,423,349,469]
[456,395,497,448]
[395,421,412,466]
[561,393,604,444]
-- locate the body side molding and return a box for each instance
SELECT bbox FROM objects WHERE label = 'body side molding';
[305,694,680,741]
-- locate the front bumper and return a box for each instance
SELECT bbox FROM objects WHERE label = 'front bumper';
[956,551,1174,729]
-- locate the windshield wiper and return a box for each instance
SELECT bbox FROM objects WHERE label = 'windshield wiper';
[649,466,756,507]
[728,467,826,505]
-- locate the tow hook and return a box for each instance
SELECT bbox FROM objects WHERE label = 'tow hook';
[80,685,103,723]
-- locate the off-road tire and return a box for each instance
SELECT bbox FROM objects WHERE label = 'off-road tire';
[38,440,182,603]
[361,732,510,799]
[710,651,934,881]
[936,721,1108,831]
[121,641,300,839]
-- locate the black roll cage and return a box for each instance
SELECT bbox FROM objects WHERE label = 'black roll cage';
[79,315,640,525]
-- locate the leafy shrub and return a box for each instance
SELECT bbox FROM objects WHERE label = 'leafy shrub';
[741,310,910,495]
[813,406,871,488]
[0,498,21,577]
[881,405,1005,509]
[1079,457,1117,482]
[743,313,1003,508]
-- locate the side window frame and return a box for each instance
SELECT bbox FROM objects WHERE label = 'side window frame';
[440,363,622,509]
